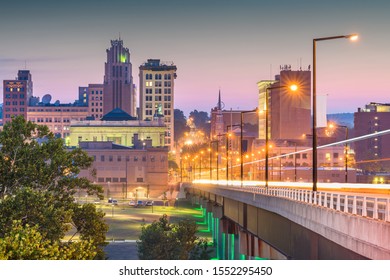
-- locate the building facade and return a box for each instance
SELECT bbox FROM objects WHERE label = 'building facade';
[2,70,33,123]
[257,67,311,141]
[139,59,177,150]
[77,141,169,199]
[103,39,136,117]
[68,119,166,148]
[354,102,390,172]
[27,103,89,138]
[88,84,104,119]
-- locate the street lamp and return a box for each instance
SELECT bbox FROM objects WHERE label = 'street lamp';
[210,139,219,181]
[226,124,240,183]
[312,33,358,191]
[264,85,298,188]
[328,123,349,183]
[241,109,258,187]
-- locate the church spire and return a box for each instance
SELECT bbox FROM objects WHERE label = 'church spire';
[218,89,222,110]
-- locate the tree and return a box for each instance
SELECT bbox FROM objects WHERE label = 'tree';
[174,109,189,142]
[0,116,108,259]
[0,220,97,260]
[189,110,211,136]
[0,116,102,199]
[137,214,211,260]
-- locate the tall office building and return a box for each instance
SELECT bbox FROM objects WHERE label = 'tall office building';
[354,102,390,172]
[139,59,177,150]
[257,67,311,140]
[103,39,136,117]
[3,70,33,123]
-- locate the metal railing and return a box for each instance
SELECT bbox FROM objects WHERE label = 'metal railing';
[205,184,390,222]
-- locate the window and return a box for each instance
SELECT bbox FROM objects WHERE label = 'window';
[302,153,307,159]
[134,156,138,162]
[333,153,339,159]
[118,155,121,162]
[155,96,162,101]
[109,155,113,162]
[146,96,152,101]
[142,156,147,162]
[101,155,105,162]
[150,156,155,162]
[136,178,144,182]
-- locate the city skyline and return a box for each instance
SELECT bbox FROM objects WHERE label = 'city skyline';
[1,0,390,116]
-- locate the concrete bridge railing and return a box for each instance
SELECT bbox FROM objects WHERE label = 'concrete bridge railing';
[231,185,390,222]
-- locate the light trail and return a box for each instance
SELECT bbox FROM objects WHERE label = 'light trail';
[192,179,390,193]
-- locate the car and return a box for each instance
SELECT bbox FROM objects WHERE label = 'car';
[144,201,154,206]
[129,200,136,206]
[108,198,118,205]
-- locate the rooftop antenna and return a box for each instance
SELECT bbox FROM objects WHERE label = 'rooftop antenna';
[24,60,27,69]
[119,32,121,40]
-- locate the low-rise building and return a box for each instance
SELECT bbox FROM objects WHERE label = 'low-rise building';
[77,140,168,199]
[27,103,89,138]
[68,108,166,147]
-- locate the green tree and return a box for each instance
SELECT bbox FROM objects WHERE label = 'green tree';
[189,110,211,136]
[71,203,109,259]
[174,109,189,142]
[0,116,108,259]
[137,214,211,260]
[0,220,97,260]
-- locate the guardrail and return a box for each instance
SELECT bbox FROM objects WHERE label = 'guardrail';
[201,184,390,222]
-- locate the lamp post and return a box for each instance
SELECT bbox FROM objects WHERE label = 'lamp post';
[240,109,258,187]
[226,124,240,183]
[312,33,358,191]
[264,85,298,188]
[199,151,204,180]
[342,126,349,183]
[210,139,219,181]
[180,157,183,182]
[329,123,349,183]
[208,145,212,180]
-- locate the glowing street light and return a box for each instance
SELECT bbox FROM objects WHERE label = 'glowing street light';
[240,109,258,186]
[312,33,358,191]
[264,84,298,188]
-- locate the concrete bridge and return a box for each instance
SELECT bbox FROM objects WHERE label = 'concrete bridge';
[185,182,390,260]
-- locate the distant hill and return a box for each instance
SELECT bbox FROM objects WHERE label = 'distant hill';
[327,113,354,128]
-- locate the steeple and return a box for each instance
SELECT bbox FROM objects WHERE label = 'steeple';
[218,89,222,110]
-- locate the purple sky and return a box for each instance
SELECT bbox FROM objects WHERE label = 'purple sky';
[1,0,389,116]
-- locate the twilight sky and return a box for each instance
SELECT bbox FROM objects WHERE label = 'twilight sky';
[1,0,389,116]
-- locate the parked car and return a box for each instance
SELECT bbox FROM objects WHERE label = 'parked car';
[129,200,136,206]
[108,198,118,205]
[144,201,154,206]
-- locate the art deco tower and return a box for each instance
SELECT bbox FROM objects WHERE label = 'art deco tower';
[103,39,136,116]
